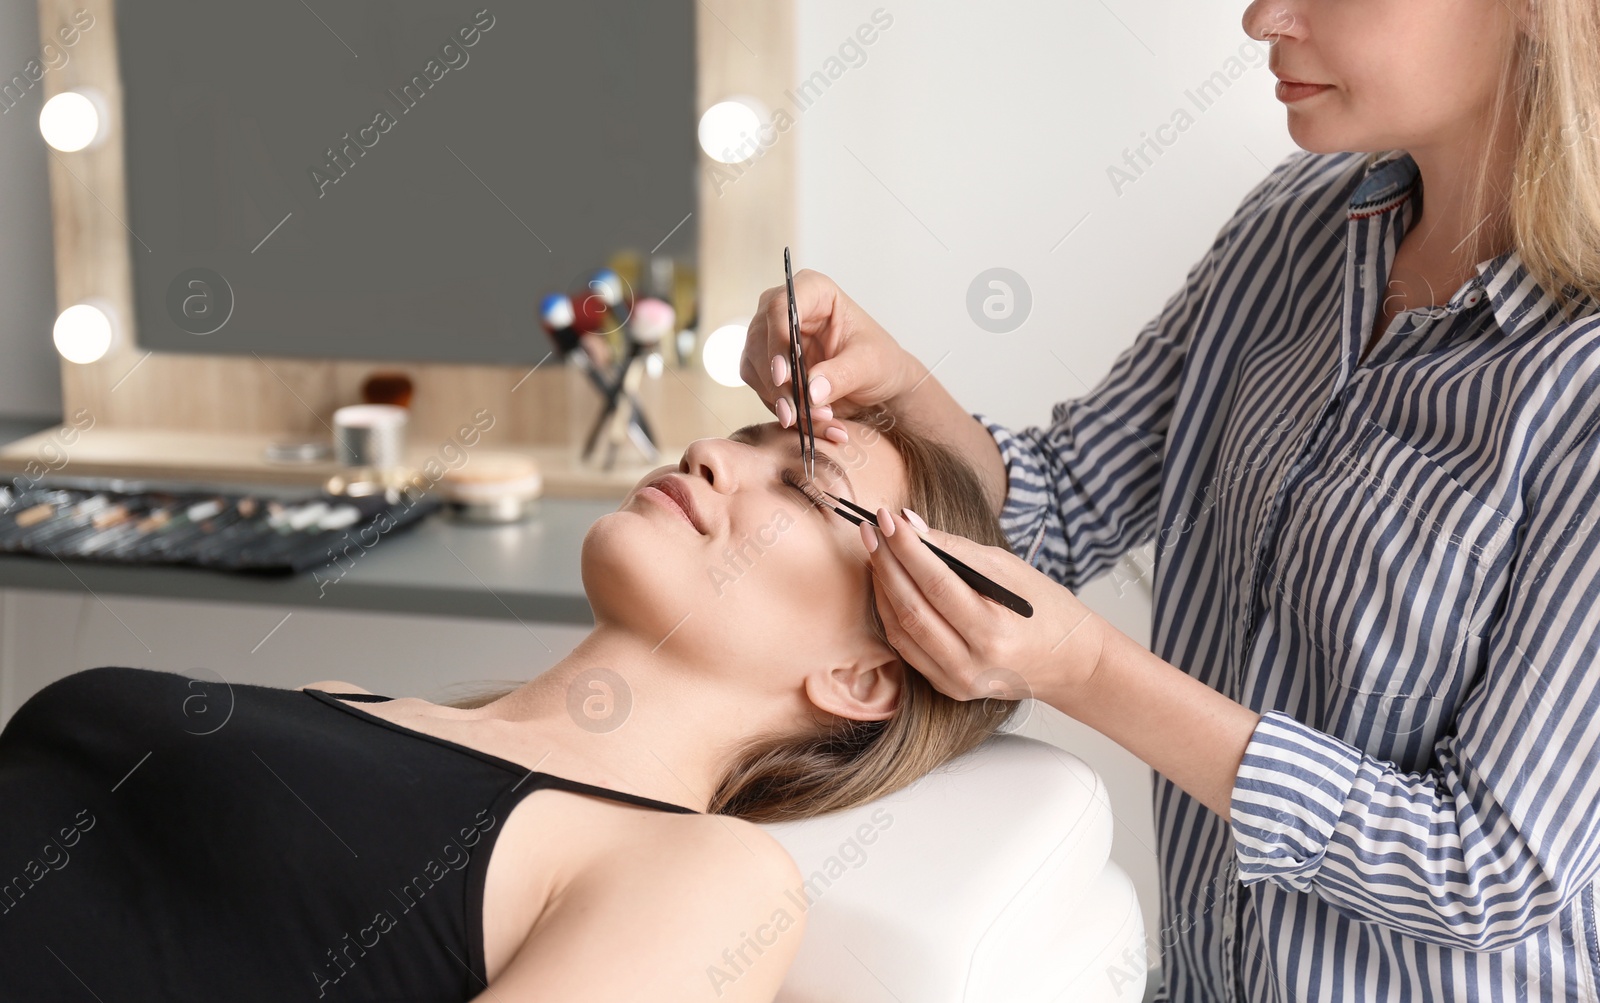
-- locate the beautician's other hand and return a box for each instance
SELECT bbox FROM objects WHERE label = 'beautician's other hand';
[863,508,1109,710]
[740,268,920,441]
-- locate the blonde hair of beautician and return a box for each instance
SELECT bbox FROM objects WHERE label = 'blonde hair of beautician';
[445,403,1022,823]
[1437,0,1600,309]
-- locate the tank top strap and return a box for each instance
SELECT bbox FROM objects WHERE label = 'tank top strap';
[306,687,702,814]
[517,770,700,815]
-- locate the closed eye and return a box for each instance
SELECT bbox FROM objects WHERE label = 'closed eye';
[780,468,828,511]
[726,422,856,501]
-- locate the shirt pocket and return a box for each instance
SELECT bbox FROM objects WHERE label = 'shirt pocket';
[1269,417,1514,702]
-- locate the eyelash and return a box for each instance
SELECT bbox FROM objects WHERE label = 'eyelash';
[780,468,827,509]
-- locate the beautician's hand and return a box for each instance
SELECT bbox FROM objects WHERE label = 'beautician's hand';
[862,508,1109,709]
[740,269,920,440]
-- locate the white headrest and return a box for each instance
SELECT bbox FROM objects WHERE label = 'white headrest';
[758,734,1145,1002]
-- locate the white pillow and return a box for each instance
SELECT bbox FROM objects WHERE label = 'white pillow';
[758,734,1146,1003]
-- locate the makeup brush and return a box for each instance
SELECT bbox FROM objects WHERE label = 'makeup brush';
[788,475,1034,618]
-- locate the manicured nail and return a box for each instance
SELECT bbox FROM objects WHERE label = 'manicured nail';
[861,522,878,553]
[772,355,788,386]
[776,397,793,427]
[814,404,834,420]
[877,506,896,536]
[810,375,831,405]
[824,426,848,443]
[901,508,929,533]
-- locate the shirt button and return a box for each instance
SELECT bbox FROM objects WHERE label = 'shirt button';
[1464,289,1484,306]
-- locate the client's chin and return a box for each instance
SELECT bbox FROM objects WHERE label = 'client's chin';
[579,510,723,646]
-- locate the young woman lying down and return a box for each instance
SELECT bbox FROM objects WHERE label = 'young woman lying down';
[0,404,1020,1002]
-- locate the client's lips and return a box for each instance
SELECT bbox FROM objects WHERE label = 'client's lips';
[640,474,706,535]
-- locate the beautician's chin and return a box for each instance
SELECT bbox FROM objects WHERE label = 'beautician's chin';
[1280,88,1348,152]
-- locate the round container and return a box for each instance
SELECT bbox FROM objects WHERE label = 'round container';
[440,453,543,524]
[333,404,408,470]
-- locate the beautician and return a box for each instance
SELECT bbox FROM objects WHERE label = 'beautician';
[742,0,1600,1000]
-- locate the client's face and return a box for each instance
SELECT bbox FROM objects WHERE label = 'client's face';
[582,416,907,723]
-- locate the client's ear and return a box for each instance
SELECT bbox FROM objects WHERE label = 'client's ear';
[804,655,905,722]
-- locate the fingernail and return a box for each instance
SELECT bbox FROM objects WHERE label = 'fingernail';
[776,397,793,427]
[861,522,878,553]
[824,426,848,443]
[814,404,834,420]
[772,355,788,386]
[877,506,896,536]
[901,508,929,533]
[810,375,831,405]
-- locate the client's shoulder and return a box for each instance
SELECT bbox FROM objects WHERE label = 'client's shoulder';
[557,796,802,891]
[486,811,805,1000]
[295,679,372,694]
[616,809,803,893]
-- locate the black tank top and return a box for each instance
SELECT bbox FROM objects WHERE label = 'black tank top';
[0,665,698,1002]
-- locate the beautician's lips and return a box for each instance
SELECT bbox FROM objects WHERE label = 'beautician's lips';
[1272,74,1331,102]
[639,474,707,536]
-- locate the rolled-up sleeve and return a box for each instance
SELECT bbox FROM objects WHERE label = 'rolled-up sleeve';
[971,156,1302,590]
[1230,414,1600,952]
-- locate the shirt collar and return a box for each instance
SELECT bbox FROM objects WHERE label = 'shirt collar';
[1345,151,1418,220]
[1475,248,1599,340]
[1347,150,1599,339]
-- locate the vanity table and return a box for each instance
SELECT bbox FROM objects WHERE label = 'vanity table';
[0,416,636,722]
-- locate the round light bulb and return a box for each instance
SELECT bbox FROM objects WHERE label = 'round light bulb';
[701,321,751,388]
[53,301,116,364]
[697,99,766,165]
[39,90,104,152]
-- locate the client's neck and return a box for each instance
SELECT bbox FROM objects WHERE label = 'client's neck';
[469,626,789,813]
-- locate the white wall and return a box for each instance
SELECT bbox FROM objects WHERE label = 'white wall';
[790,0,1298,971]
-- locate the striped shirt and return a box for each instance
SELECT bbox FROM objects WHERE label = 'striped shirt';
[971,148,1600,1002]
